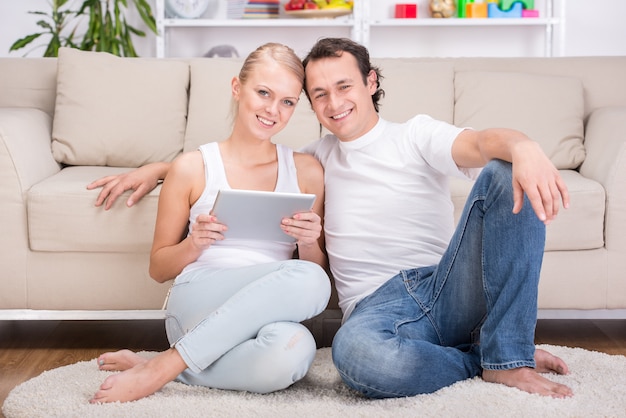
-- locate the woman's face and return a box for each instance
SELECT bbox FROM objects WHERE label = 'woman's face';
[232,60,302,141]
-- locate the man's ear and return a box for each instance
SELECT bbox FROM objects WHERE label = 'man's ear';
[367,70,377,94]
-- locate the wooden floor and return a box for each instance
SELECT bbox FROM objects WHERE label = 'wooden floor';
[1,319,625,416]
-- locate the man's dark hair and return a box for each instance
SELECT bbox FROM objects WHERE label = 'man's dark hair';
[302,37,385,112]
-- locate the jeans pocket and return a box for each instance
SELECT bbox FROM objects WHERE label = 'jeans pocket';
[401,265,436,292]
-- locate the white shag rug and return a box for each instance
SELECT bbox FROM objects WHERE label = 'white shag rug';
[3,345,626,418]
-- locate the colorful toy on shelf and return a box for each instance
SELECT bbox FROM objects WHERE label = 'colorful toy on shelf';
[457,0,495,18]
[457,0,470,18]
[500,0,533,10]
[522,8,539,17]
[459,1,539,19]
[429,0,456,18]
[395,4,418,19]
[466,2,487,18]
[488,1,522,18]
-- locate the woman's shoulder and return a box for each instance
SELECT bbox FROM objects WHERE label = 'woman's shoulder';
[293,150,323,173]
[293,150,324,196]
[170,150,204,178]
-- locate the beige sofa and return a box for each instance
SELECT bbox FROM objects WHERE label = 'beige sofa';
[1,48,625,327]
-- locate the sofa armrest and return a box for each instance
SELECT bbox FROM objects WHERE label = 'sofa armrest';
[0,108,60,308]
[0,108,60,191]
[579,106,626,307]
[580,106,626,245]
[580,107,626,185]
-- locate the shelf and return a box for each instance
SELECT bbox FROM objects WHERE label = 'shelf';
[369,18,559,27]
[162,18,354,28]
[155,0,564,58]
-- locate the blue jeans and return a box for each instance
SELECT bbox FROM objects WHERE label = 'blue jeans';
[165,259,330,393]
[332,160,545,398]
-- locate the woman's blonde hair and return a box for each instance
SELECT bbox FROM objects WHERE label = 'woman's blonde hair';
[230,43,304,120]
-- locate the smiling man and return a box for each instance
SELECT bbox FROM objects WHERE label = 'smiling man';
[300,37,572,399]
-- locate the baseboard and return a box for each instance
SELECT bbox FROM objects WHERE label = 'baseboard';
[0,309,167,320]
[537,309,626,319]
[302,309,343,348]
[1,308,624,342]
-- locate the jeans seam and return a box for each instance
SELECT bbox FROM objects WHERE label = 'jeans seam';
[336,366,417,399]
[482,360,536,370]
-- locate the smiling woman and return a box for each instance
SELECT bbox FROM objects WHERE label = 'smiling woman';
[82,42,330,404]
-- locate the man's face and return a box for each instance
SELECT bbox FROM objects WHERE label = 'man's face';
[305,52,379,142]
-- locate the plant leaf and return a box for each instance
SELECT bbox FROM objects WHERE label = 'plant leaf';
[126,25,145,37]
[123,25,138,57]
[9,33,43,51]
[11,0,156,57]
[36,19,54,31]
[133,0,157,34]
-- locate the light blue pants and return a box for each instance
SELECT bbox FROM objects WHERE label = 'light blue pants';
[165,259,331,393]
[332,160,545,398]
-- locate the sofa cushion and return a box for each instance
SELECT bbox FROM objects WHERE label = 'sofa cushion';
[373,59,455,124]
[51,48,189,167]
[449,170,605,251]
[0,58,58,116]
[184,58,321,153]
[28,166,160,252]
[580,107,626,280]
[454,71,586,170]
[184,58,240,152]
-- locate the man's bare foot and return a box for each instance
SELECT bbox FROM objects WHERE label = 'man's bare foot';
[96,349,146,372]
[482,349,573,398]
[90,348,187,404]
[534,348,569,375]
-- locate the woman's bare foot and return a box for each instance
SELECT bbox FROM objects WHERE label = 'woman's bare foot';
[482,349,573,398]
[90,348,187,404]
[96,349,146,372]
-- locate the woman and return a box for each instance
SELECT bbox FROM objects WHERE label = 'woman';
[90,43,330,404]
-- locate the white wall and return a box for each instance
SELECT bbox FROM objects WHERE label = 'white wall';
[1,0,625,59]
[562,0,626,56]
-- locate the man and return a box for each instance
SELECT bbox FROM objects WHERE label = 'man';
[89,38,572,399]
[298,38,571,399]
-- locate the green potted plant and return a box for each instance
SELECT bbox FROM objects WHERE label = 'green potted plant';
[10,0,157,57]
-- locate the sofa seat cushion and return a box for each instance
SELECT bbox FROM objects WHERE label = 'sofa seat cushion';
[52,48,189,167]
[28,166,160,252]
[449,169,605,251]
[454,71,586,170]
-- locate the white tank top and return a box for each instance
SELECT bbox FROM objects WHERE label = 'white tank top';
[180,142,302,274]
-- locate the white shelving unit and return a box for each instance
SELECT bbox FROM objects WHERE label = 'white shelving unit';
[365,0,564,57]
[155,0,564,58]
[154,0,361,58]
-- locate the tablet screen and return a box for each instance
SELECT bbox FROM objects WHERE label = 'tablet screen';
[211,189,316,242]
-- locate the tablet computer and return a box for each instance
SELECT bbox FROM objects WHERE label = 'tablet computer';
[211,189,316,242]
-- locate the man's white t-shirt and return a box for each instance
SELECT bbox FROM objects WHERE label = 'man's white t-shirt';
[301,115,479,321]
